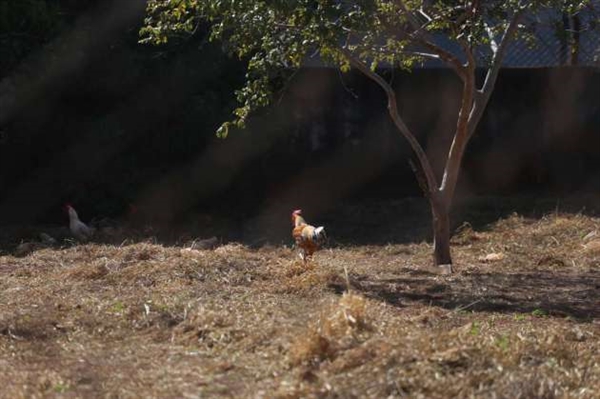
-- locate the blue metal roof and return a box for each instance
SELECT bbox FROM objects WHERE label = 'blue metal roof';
[302,3,600,69]
[423,3,600,68]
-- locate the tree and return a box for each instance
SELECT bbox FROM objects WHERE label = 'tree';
[141,0,589,270]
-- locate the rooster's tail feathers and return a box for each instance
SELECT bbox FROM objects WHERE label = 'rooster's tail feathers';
[314,226,326,240]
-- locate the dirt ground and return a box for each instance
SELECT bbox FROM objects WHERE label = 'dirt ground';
[1,198,600,398]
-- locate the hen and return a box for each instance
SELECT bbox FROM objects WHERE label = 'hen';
[291,209,326,261]
[65,204,95,241]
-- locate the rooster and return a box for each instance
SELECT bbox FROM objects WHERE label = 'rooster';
[291,209,326,261]
[65,204,95,241]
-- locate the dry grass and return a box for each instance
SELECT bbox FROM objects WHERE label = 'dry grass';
[1,207,600,398]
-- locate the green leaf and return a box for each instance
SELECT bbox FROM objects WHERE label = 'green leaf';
[216,122,230,139]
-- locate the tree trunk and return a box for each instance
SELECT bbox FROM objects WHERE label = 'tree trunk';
[342,10,523,273]
[431,196,452,271]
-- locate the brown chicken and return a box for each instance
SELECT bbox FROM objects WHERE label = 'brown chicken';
[291,209,326,261]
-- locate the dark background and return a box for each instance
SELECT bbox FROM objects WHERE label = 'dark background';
[1,0,599,242]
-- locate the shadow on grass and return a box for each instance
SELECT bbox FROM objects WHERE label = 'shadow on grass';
[345,270,600,321]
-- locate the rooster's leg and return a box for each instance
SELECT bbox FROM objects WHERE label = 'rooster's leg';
[305,248,314,263]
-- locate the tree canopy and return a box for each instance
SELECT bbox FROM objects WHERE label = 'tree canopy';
[141,0,589,134]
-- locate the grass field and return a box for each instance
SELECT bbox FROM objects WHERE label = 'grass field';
[1,198,600,398]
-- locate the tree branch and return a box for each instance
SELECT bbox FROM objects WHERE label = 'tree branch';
[340,48,440,196]
[484,21,499,53]
[435,10,523,204]
[439,50,476,204]
[468,10,524,138]
[457,36,476,68]
[400,50,442,60]
[412,37,466,79]
[393,0,466,79]
[418,8,432,23]
[394,0,424,32]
